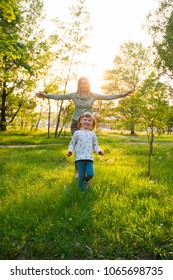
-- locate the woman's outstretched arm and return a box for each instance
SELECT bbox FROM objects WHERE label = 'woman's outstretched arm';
[93,90,133,100]
[35,91,73,100]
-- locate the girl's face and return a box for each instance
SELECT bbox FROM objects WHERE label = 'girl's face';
[79,79,89,93]
[80,116,93,130]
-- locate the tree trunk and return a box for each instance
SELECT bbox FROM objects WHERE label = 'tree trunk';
[48,100,51,138]
[147,131,154,178]
[57,110,69,137]
[147,146,152,178]
[34,107,43,132]
[54,100,64,137]
[0,83,7,131]
[129,123,135,134]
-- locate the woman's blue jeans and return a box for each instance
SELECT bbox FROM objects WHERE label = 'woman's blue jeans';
[76,160,94,192]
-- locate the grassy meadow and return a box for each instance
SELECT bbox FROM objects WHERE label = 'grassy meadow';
[0,130,173,260]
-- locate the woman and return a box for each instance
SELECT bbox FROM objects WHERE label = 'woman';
[36,76,133,134]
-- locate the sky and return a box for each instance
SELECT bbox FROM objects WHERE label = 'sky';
[43,0,158,91]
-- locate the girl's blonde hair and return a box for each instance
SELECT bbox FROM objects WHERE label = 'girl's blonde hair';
[77,112,96,129]
[76,76,91,93]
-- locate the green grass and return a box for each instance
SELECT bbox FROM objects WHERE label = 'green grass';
[0,131,173,260]
[0,130,70,145]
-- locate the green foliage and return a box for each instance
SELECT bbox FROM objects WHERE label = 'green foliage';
[139,72,169,129]
[0,131,173,260]
[102,41,150,93]
[0,0,48,131]
[0,0,18,23]
[135,72,170,177]
[146,0,173,77]
[115,92,142,132]
[101,41,154,134]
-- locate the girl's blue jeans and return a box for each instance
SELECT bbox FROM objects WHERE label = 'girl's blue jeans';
[76,160,94,192]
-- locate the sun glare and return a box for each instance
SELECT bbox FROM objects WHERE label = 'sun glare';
[43,0,158,93]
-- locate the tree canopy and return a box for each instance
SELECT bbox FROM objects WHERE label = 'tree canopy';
[147,0,173,78]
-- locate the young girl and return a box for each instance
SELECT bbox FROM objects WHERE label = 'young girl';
[67,112,104,192]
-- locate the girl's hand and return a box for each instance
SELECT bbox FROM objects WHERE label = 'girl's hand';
[67,151,72,157]
[35,91,45,98]
[98,150,104,156]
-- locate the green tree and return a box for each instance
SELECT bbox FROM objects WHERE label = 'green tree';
[49,0,92,137]
[101,41,151,134]
[102,41,150,93]
[0,0,49,131]
[115,93,142,134]
[14,97,37,130]
[147,0,173,78]
[33,41,62,137]
[139,72,170,178]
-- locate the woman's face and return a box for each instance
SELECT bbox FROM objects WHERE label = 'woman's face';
[79,79,89,93]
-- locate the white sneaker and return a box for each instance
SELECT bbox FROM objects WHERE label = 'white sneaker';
[85,180,90,189]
